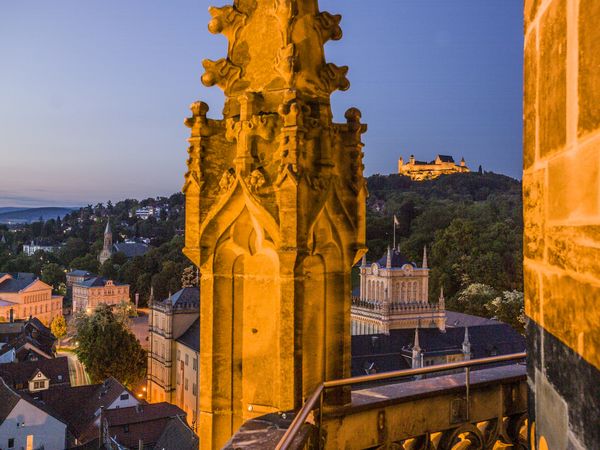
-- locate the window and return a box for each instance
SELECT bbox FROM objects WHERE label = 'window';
[177,350,180,360]
[185,378,188,391]
[33,380,45,389]
[120,393,129,400]
[193,358,198,371]
[192,383,197,396]
[124,424,129,433]
[8,438,14,448]
[185,354,189,366]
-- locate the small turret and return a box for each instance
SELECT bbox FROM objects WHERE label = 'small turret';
[462,327,471,361]
[460,157,466,167]
[412,325,422,369]
[422,246,428,269]
[410,154,415,165]
[386,245,392,268]
[438,286,445,310]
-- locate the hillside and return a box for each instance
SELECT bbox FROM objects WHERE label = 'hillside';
[365,171,523,310]
[0,207,77,224]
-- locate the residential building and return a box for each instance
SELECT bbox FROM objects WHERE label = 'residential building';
[134,206,162,220]
[0,356,70,392]
[397,154,470,180]
[352,247,446,335]
[72,277,130,314]
[101,402,187,449]
[0,378,67,450]
[33,377,141,447]
[147,288,199,429]
[22,242,60,256]
[0,317,57,363]
[152,415,199,450]
[66,270,93,302]
[0,273,63,325]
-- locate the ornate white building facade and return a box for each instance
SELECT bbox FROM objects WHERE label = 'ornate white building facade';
[351,246,446,335]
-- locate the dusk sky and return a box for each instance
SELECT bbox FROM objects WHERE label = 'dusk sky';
[0,1,523,207]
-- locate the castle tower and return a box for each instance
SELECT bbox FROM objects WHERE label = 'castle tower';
[182,1,367,446]
[98,219,112,265]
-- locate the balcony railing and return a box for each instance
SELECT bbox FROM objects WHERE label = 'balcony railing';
[274,352,527,450]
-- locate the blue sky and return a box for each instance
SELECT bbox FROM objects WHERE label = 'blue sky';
[0,1,523,207]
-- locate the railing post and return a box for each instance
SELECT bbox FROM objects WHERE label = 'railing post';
[465,367,470,421]
[318,389,324,448]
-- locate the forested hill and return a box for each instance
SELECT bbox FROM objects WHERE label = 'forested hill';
[365,172,523,311]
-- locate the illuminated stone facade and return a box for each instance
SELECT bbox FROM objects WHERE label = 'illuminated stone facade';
[524,0,600,448]
[398,154,469,181]
[0,274,63,325]
[147,288,200,430]
[351,247,446,335]
[72,277,129,314]
[182,0,366,446]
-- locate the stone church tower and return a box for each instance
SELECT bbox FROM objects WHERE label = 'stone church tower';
[182,0,367,447]
[98,219,112,265]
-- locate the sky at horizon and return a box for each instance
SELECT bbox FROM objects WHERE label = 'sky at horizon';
[0,1,523,208]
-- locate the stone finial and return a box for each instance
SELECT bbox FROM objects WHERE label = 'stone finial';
[462,327,471,361]
[386,245,392,268]
[422,245,428,269]
[438,286,445,310]
[361,254,367,268]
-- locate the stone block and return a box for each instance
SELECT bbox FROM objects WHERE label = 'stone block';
[539,0,567,158]
[547,225,600,279]
[535,368,569,450]
[542,272,600,371]
[547,139,600,222]
[523,168,546,260]
[524,30,537,170]
[524,259,541,323]
[578,0,600,136]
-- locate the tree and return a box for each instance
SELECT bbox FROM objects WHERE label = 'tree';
[452,283,498,317]
[181,265,198,288]
[50,315,67,345]
[485,290,525,334]
[70,253,100,273]
[75,304,146,388]
[41,263,65,292]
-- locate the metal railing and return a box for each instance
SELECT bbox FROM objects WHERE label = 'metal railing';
[275,352,527,450]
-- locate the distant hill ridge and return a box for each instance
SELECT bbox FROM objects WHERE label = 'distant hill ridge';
[0,207,77,224]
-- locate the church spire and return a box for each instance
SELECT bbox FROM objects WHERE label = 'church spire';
[104,218,112,236]
[422,245,428,268]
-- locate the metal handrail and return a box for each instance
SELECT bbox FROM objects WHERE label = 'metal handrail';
[275,352,526,450]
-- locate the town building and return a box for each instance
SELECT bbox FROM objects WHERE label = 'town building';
[22,242,61,256]
[134,206,163,220]
[352,247,446,335]
[0,378,68,450]
[351,322,525,375]
[101,402,188,450]
[0,273,63,325]
[397,154,470,180]
[72,276,130,314]
[32,377,141,447]
[98,220,149,265]
[147,288,199,430]
[0,356,70,392]
[0,317,57,363]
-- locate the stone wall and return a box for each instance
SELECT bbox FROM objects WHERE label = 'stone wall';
[523,0,600,448]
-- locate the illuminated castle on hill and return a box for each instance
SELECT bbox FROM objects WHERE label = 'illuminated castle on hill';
[398,154,469,180]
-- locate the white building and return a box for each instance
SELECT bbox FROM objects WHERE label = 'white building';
[0,378,67,450]
[352,246,446,335]
[22,242,60,256]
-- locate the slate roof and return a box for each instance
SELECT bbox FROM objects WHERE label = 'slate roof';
[351,324,525,376]
[445,310,500,327]
[176,318,200,352]
[161,287,199,310]
[0,273,36,292]
[375,249,414,268]
[67,270,93,277]
[0,356,70,390]
[104,403,185,449]
[153,415,199,450]
[113,242,149,258]
[0,377,21,423]
[75,277,126,288]
[436,154,455,163]
[0,318,56,361]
